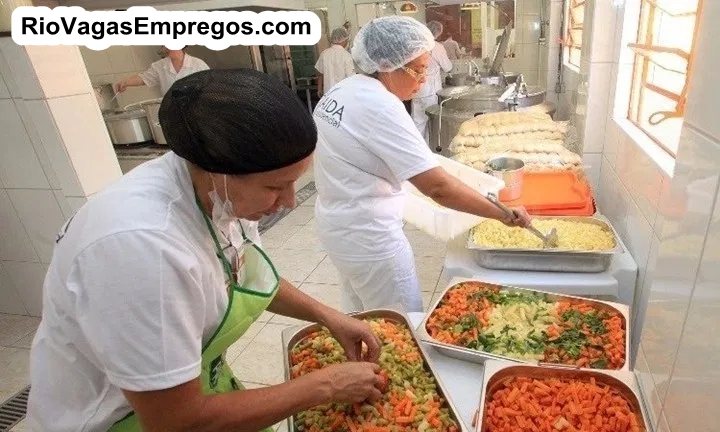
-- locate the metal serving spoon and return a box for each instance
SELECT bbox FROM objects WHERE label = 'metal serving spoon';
[485,193,559,249]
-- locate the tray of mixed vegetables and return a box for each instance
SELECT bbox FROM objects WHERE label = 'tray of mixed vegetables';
[475,361,649,432]
[419,279,630,371]
[282,309,464,432]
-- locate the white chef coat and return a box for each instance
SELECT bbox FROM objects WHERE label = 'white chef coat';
[26,153,243,432]
[313,74,439,261]
[139,54,210,95]
[412,42,453,142]
[442,38,461,61]
[415,42,452,99]
[314,44,356,94]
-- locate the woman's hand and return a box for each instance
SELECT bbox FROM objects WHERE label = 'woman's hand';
[115,81,128,93]
[503,206,532,228]
[325,312,381,363]
[313,363,383,404]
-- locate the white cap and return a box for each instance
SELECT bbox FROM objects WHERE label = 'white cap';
[427,21,443,39]
[330,27,349,44]
[351,16,435,74]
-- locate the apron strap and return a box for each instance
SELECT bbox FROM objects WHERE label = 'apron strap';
[194,193,235,283]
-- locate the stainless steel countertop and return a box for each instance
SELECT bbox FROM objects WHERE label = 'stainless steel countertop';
[114,144,170,160]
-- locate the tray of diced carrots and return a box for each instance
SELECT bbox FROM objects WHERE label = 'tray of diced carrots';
[419,279,630,371]
[282,309,463,432]
[475,361,649,432]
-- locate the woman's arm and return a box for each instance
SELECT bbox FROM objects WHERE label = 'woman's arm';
[115,74,146,93]
[409,167,531,227]
[267,279,381,362]
[122,361,382,432]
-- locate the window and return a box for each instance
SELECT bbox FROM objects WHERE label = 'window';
[628,0,703,157]
[564,0,585,69]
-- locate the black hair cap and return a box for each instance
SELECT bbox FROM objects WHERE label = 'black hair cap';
[159,69,317,175]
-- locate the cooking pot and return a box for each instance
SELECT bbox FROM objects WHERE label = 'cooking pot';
[485,157,525,201]
[141,99,166,145]
[93,84,119,112]
[103,109,153,145]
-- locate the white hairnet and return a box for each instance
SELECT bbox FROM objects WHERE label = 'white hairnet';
[427,21,443,39]
[330,27,349,44]
[351,16,435,74]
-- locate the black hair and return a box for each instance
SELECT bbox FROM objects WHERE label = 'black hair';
[159,69,317,175]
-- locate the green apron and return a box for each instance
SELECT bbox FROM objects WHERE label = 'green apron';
[110,198,280,432]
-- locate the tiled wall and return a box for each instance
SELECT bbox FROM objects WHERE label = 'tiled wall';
[498,0,550,87]
[0,40,122,317]
[79,45,163,109]
[577,0,720,430]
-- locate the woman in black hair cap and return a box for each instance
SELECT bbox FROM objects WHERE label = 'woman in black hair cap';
[27,69,384,432]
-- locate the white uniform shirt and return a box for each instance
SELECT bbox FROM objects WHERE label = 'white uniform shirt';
[442,38,461,61]
[139,54,210,95]
[314,44,356,94]
[415,42,453,98]
[27,153,237,432]
[313,75,440,261]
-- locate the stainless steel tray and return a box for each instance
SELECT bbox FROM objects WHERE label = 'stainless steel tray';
[418,277,631,371]
[475,360,652,432]
[281,309,466,432]
[466,216,624,273]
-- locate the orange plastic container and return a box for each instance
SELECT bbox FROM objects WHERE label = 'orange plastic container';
[503,171,596,216]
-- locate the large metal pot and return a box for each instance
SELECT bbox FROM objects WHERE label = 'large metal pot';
[93,84,119,112]
[103,109,153,145]
[485,157,525,201]
[141,99,166,145]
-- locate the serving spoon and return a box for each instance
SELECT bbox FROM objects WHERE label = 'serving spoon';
[485,193,559,249]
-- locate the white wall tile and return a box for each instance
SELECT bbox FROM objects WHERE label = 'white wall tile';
[130,46,159,71]
[7,189,66,264]
[3,261,47,317]
[683,0,720,141]
[79,46,112,76]
[0,262,28,315]
[106,46,138,74]
[582,62,612,153]
[631,233,660,360]
[24,45,93,99]
[520,14,541,44]
[0,74,10,99]
[24,100,84,196]
[66,196,87,214]
[587,0,617,63]
[603,120,620,170]
[13,99,61,190]
[0,39,43,100]
[661,195,720,431]
[0,99,50,189]
[0,48,21,99]
[641,126,720,405]
[46,93,122,196]
[53,190,73,220]
[582,152,601,192]
[0,190,38,263]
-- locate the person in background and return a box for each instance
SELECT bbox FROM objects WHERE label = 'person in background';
[442,34,462,61]
[312,16,531,314]
[411,21,452,142]
[115,46,209,96]
[315,27,356,97]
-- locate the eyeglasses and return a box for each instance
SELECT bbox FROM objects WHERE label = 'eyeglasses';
[401,66,427,82]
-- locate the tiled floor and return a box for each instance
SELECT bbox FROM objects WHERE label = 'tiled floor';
[0,185,449,431]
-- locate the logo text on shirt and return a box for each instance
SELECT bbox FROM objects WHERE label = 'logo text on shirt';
[315,97,344,128]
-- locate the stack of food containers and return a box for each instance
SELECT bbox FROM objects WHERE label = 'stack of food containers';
[418,277,653,432]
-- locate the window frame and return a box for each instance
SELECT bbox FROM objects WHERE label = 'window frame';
[563,0,585,70]
[626,0,704,158]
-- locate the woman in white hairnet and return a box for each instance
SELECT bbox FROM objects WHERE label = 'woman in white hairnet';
[411,21,453,142]
[315,27,356,97]
[313,16,531,313]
